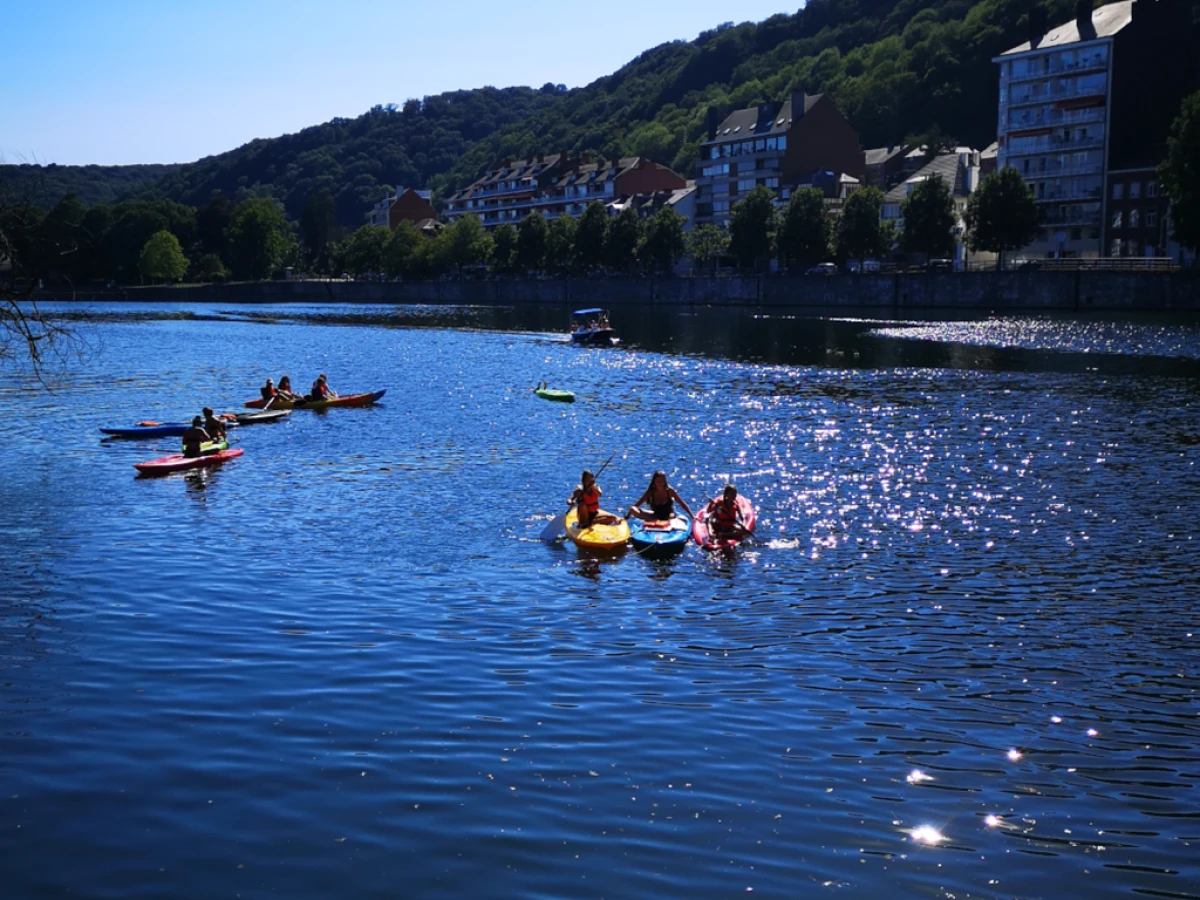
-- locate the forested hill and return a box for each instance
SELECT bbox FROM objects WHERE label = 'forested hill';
[0,163,180,209]
[5,0,1081,227]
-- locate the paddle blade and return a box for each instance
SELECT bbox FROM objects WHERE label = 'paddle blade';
[539,511,567,543]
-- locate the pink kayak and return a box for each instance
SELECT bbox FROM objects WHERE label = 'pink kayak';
[692,496,757,551]
[134,448,244,475]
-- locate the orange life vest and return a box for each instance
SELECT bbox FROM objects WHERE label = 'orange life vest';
[581,486,600,515]
[713,499,740,530]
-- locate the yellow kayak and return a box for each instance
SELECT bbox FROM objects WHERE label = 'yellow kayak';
[565,508,630,551]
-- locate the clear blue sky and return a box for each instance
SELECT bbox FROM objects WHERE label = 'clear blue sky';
[2,0,796,167]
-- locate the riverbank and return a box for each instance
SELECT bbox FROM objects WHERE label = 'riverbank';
[33,269,1200,310]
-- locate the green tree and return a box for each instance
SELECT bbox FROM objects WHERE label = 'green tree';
[300,189,337,270]
[835,186,891,265]
[37,193,88,282]
[195,196,235,256]
[491,223,518,272]
[964,167,1040,269]
[139,230,189,283]
[777,188,832,270]
[1159,89,1200,253]
[383,220,423,277]
[332,224,390,277]
[545,215,577,272]
[573,202,609,270]
[729,185,778,269]
[189,252,228,282]
[446,214,493,274]
[643,205,688,271]
[899,174,957,261]
[688,223,729,272]
[516,212,548,272]
[605,206,644,271]
[226,197,293,280]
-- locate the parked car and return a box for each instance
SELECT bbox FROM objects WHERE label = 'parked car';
[806,262,838,276]
[925,258,954,272]
[845,259,882,274]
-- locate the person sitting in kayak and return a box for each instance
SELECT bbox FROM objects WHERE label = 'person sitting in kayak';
[568,469,618,528]
[308,373,338,401]
[260,378,277,403]
[202,407,226,440]
[705,484,750,539]
[627,470,693,522]
[181,417,212,458]
[277,375,299,401]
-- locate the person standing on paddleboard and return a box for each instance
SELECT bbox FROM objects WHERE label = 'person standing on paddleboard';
[627,470,694,522]
[568,470,618,528]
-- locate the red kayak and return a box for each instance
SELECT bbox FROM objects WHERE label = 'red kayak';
[243,389,386,410]
[134,448,244,475]
[692,496,757,551]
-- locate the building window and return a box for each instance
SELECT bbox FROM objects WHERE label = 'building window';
[1111,182,1123,199]
[778,136,787,151]
[1111,211,1122,229]
[1129,209,1140,229]
[738,179,756,193]
[1129,181,1141,199]
[1147,211,1158,228]
[765,137,778,151]
[1110,239,1122,256]
[765,177,780,189]
[1147,180,1158,198]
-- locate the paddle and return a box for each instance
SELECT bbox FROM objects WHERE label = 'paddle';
[539,451,617,543]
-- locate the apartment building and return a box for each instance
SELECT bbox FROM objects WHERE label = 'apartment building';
[445,155,686,229]
[994,0,1198,259]
[694,92,864,227]
[367,188,436,231]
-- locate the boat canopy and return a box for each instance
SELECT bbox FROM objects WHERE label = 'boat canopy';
[571,308,606,317]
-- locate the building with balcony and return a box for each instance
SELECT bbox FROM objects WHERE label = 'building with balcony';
[995,0,1198,259]
[445,155,687,230]
[694,92,864,228]
[882,149,991,266]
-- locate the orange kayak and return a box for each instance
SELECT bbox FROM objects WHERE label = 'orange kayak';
[244,390,386,410]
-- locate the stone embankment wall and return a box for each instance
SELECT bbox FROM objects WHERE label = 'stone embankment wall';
[100,271,1200,310]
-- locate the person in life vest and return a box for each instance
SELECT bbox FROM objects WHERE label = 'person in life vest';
[567,469,618,529]
[627,470,694,522]
[201,407,227,440]
[308,373,338,402]
[181,417,212,459]
[705,483,750,538]
[276,375,299,401]
[260,378,277,403]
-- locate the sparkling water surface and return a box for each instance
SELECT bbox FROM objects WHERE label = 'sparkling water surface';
[2,302,1199,899]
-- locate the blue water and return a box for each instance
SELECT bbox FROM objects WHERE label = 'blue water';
[2,303,1199,899]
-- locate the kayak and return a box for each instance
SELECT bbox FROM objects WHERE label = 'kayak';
[534,388,575,403]
[243,390,386,410]
[692,496,757,551]
[564,508,630,551]
[101,422,190,438]
[135,445,243,475]
[234,409,291,425]
[628,512,692,555]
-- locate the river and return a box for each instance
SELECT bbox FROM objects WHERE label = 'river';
[1,302,1198,898]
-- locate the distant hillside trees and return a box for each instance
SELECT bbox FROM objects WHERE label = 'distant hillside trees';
[226,198,296,280]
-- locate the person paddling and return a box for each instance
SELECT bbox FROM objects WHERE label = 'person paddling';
[568,469,618,529]
[181,417,212,459]
[277,375,299,401]
[309,373,338,401]
[705,484,750,539]
[202,407,227,440]
[627,470,693,522]
[260,378,278,404]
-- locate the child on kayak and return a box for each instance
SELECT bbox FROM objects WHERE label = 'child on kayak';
[202,407,226,440]
[181,417,211,458]
[704,484,750,539]
[568,469,618,528]
[277,375,299,400]
[627,470,693,522]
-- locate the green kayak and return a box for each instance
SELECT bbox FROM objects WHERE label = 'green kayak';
[534,387,575,403]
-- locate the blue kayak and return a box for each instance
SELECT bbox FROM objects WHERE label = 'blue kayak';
[628,513,692,555]
[101,422,191,438]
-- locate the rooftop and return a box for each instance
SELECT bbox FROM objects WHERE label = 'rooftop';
[884,152,976,204]
[1000,0,1134,56]
[703,93,822,145]
[864,145,910,166]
